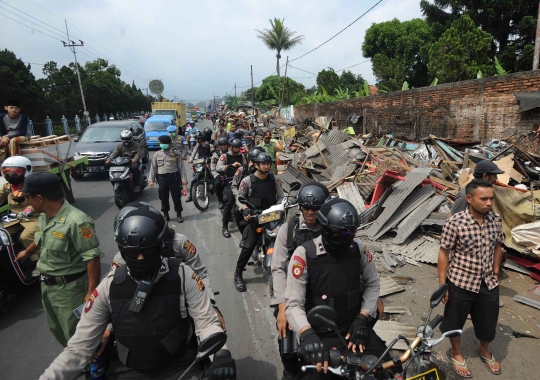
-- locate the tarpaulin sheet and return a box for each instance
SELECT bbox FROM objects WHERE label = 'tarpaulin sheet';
[511,220,540,256]
[515,91,540,112]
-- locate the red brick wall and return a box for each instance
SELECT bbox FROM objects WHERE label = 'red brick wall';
[294,71,540,141]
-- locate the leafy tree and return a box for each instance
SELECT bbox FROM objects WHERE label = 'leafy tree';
[316,68,340,95]
[362,18,433,91]
[240,87,258,102]
[420,0,538,71]
[428,15,494,83]
[339,70,365,94]
[255,18,304,77]
[0,49,45,119]
[255,75,305,105]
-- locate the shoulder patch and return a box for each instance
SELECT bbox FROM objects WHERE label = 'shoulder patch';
[79,225,93,239]
[192,272,205,291]
[277,178,283,187]
[240,180,247,191]
[84,289,98,313]
[292,263,304,279]
[293,255,307,267]
[220,154,226,161]
[183,240,197,255]
[364,246,373,263]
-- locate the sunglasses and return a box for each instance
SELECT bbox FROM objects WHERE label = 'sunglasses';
[121,246,159,259]
[301,206,320,211]
[328,229,356,238]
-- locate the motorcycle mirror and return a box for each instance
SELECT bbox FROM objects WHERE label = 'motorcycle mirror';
[290,181,302,191]
[195,332,227,361]
[430,283,449,308]
[307,305,337,330]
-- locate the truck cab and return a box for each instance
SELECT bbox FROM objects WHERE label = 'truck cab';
[144,115,175,149]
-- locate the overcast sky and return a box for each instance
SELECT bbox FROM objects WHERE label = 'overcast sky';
[1,0,423,103]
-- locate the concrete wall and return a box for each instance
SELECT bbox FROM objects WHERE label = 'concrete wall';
[294,71,540,141]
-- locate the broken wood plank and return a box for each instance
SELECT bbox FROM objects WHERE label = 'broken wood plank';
[383,306,412,315]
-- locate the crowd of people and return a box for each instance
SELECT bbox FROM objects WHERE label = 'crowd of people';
[1,100,507,379]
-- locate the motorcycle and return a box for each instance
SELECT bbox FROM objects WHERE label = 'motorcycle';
[190,157,214,212]
[108,156,147,208]
[0,212,39,311]
[238,181,301,297]
[188,130,198,152]
[301,283,462,380]
[178,332,228,380]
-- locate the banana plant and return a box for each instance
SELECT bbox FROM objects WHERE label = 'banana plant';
[494,57,509,76]
[402,81,409,90]
[353,80,371,98]
[430,78,438,86]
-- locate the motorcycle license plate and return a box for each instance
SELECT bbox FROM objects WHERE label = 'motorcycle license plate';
[408,368,439,380]
[258,211,281,224]
[84,166,105,172]
[109,167,125,172]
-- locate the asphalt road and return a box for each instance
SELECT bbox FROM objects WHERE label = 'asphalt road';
[0,120,282,379]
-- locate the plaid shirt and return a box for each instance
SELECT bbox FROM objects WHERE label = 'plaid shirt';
[440,207,503,292]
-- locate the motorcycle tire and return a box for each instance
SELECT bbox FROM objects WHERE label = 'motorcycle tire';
[265,266,274,299]
[70,165,84,181]
[191,180,209,212]
[114,185,128,208]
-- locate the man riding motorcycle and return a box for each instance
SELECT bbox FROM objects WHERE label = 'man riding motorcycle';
[233,152,284,292]
[0,156,40,271]
[211,137,230,210]
[203,127,215,147]
[186,132,215,203]
[39,205,236,380]
[216,138,245,239]
[105,130,142,191]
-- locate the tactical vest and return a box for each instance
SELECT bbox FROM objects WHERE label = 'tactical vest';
[196,143,211,158]
[303,240,363,337]
[225,154,243,178]
[286,216,321,257]
[109,258,191,370]
[248,173,277,211]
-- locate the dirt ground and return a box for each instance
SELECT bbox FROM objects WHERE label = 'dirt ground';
[373,247,540,380]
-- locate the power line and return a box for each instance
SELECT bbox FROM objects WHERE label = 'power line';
[0,13,63,41]
[289,65,317,76]
[336,59,371,72]
[289,0,383,63]
[0,1,66,37]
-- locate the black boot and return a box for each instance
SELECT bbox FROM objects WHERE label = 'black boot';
[234,271,246,292]
[185,195,192,203]
[163,212,170,222]
[222,225,231,238]
[177,213,184,223]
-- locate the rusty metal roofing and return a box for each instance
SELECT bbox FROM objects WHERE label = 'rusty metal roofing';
[365,167,433,238]
[393,194,446,244]
[337,181,366,214]
[278,165,313,193]
[372,185,435,240]
[324,128,349,145]
[379,276,405,297]
[373,321,417,351]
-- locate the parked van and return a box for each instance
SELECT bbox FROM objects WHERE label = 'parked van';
[144,114,175,149]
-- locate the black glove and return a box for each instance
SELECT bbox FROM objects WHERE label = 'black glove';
[347,314,370,347]
[300,328,327,365]
[242,208,251,217]
[207,349,236,380]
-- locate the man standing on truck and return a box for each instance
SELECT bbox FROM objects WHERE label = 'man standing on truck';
[0,99,30,163]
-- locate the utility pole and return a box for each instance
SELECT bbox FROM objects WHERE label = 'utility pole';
[534,1,540,70]
[250,65,254,108]
[234,83,237,103]
[213,93,217,114]
[62,20,88,124]
[280,56,289,107]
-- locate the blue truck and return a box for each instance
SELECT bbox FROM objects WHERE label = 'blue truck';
[144,114,175,148]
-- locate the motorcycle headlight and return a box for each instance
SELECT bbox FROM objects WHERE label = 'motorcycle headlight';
[266,225,280,238]
[119,167,131,180]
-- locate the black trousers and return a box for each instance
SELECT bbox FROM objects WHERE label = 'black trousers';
[131,162,141,186]
[222,184,235,226]
[236,220,261,272]
[214,177,224,202]
[158,173,183,213]
[234,208,246,234]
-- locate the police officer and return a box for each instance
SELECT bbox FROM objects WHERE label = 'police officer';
[285,199,388,378]
[234,152,284,292]
[15,172,102,348]
[148,135,187,223]
[216,138,245,238]
[186,132,214,203]
[106,130,142,191]
[271,183,330,379]
[203,127,215,146]
[39,206,236,380]
[167,125,187,159]
[211,137,230,210]
[0,157,40,268]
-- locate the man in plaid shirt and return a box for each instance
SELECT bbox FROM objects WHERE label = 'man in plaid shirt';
[438,179,503,377]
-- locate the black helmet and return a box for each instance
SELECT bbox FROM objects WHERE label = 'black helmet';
[298,183,330,209]
[196,132,207,141]
[203,127,212,140]
[218,137,229,146]
[113,201,153,234]
[253,152,272,163]
[234,129,245,139]
[115,205,168,249]
[248,146,265,161]
[317,198,360,252]
[230,138,243,148]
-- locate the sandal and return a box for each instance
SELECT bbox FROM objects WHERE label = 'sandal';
[477,349,502,375]
[450,354,473,378]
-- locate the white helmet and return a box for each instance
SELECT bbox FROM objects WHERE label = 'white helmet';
[1,156,33,177]
[109,116,115,120]
[120,130,134,145]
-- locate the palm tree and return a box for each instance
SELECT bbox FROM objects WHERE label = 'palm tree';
[255,18,304,77]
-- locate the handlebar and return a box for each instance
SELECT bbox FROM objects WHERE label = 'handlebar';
[428,315,443,330]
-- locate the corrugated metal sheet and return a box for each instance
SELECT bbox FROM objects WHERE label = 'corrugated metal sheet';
[358,175,377,200]
[514,295,540,310]
[337,181,366,214]
[400,236,439,264]
[278,165,313,193]
[310,172,326,182]
[422,212,449,225]
[365,168,433,238]
[384,306,412,315]
[372,185,435,240]
[324,128,349,145]
[373,321,418,351]
[329,164,356,182]
[379,276,405,297]
[304,141,326,158]
[393,194,446,244]
[325,145,351,167]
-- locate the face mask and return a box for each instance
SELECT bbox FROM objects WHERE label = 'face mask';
[5,175,24,185]
[171,133,176,138]
[123,253,163,280]
[160,144,169,150]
